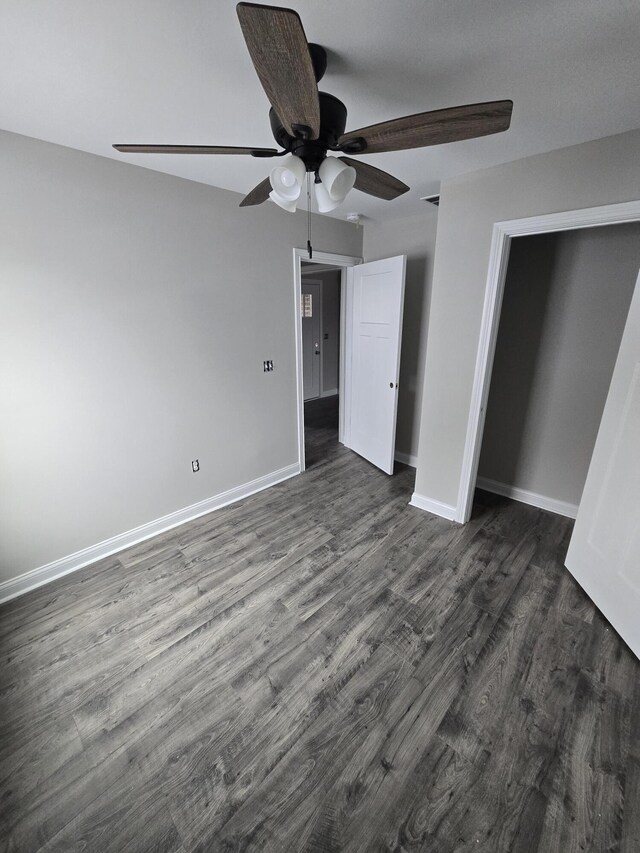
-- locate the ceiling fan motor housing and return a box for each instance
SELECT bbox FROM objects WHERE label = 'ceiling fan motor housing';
[269,91,347,173]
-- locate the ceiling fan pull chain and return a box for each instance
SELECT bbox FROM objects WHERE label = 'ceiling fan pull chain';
[307,172,313,259]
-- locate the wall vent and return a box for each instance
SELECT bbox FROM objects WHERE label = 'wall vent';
[420,194,440,207]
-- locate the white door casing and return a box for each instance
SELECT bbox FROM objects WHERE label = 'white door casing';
[349,255,406,474]
[565,267,640,660]
[293,249,363,474]
[301,281,322,400]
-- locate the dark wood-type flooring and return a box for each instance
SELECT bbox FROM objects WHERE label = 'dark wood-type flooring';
[1,394,638,852]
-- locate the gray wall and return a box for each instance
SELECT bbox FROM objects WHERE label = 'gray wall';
[478,223,640,506]
[319,270,341,395]
[363,209,438,460]
[414,128,640,508]
[0,129,361,582]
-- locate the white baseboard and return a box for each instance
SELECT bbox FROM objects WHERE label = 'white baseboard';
[476,476,578,519]
[409,491,458,521]
[0,463,301,604]
[321,388,338,398]
[395,450,418,468]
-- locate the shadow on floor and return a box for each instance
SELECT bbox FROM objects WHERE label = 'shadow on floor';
[304,395,339,470]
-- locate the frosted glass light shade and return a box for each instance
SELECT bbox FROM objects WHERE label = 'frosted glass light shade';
[318,157,356,202]
[269,155,306,202]
[314,180,340,213]
[269,190,298,212]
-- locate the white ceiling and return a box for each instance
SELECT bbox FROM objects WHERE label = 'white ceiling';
[1,0,639,223]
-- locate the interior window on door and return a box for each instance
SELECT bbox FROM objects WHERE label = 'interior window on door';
[302,293,313,317]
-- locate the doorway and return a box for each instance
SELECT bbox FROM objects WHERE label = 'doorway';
[457,200,640,523]
[293,248,407,476]
[301,262,343,468]
[474,220,640,518]
[292,249,361,473]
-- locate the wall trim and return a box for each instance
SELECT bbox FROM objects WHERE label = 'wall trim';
[477,476,578,519]
[321,388,338,398]
[409,491,458,521]
[455,199,640,525]
[0,462,301,604]
[395,450,418,468]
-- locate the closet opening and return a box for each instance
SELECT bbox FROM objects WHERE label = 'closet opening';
[474,221,640,520]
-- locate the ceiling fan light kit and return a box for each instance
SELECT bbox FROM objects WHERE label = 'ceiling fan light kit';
[269,154,356,212]
[113,2,513,218]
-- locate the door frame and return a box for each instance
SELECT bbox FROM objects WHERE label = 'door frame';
[456,199,640,524]
[293,248,363,473]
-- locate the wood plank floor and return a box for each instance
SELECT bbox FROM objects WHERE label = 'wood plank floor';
[1,394,638,852]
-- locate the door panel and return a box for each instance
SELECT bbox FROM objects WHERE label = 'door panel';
[565,268,640,659]
[349,256,406,474]
[302,282,321,400]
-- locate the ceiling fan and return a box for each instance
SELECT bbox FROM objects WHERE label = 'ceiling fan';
[113,2,513,214]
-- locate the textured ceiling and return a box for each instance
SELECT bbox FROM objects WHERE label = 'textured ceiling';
[1,0,639,222]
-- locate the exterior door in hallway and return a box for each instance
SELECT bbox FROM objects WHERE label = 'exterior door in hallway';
[302,281,321,401]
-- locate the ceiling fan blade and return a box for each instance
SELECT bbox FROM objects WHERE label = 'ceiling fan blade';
[239,176,272,207]
[236,3,320,140]
[339,100,513,154]
[113,144,278,156]
[339,156,409,201]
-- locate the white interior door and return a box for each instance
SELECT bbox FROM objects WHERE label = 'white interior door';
[565,267,640,659]
[302,282,321,401]
[348,255,406,474]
